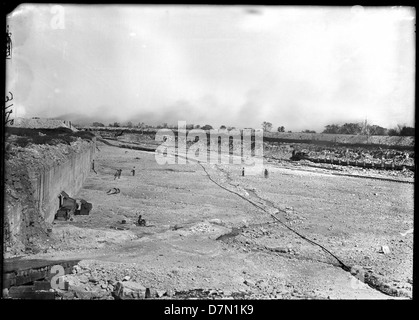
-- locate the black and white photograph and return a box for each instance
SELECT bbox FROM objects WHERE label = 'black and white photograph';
[2,3,415,305]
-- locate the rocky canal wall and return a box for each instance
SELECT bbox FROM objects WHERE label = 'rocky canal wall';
[4,138,96,254]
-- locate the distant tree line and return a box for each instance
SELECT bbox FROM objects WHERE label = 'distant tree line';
[91,120,414,137]
[387,124,415,136]
[322,122,414,136]
[97,121,289,133]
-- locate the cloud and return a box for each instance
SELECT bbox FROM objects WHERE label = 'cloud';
[5,5,415,131]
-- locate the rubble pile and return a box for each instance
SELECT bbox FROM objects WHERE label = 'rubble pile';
[6,139,90,169]
[54,262,298,300]
[304,148,414,166]
[264,142,414,168]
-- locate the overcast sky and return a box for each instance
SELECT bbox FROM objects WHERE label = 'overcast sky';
[6,5,415,131]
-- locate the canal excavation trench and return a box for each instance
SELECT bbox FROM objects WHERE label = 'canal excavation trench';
[4,142,411,299]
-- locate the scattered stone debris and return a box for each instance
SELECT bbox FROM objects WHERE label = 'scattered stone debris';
[166,289,175,297]
[173,288,245,300]
[379,245,391,255]
[6,284,56,299]
[110,225,130,231]
[156,290,166,298]
[244,279,255,287]
[266,246,288,253]
[106,188,120,195]
[350,265,365,278]
[400,228,413,237]
[208,218,224,226]
[189,222,215,233]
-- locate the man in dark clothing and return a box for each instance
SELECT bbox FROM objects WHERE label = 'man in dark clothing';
[242,167,245,176]
[91,160,97,174]
[264,168,269,178]
[118,169,122,179]
[131,167,136,176]
[137,215,145,226]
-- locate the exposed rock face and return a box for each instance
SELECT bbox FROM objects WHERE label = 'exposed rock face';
[264,131,415,147]
[4,138,96,255]
[113,281,149,299]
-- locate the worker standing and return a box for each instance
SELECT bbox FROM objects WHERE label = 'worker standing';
[91,160,97,174]
[131,167,136,176]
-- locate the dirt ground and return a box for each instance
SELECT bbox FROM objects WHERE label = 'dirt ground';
[17,141,413,299]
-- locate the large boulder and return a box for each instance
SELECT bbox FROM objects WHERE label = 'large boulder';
[113,281,149,299]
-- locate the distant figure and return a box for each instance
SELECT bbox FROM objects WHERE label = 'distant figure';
[91,160,97,174]
[137,214,146,226]
[131,167,136,176]
[264,168,269,178]
[118,169,122,179]
[75,199,82,213]
[242,167,245,176]
[114,170,119,180]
